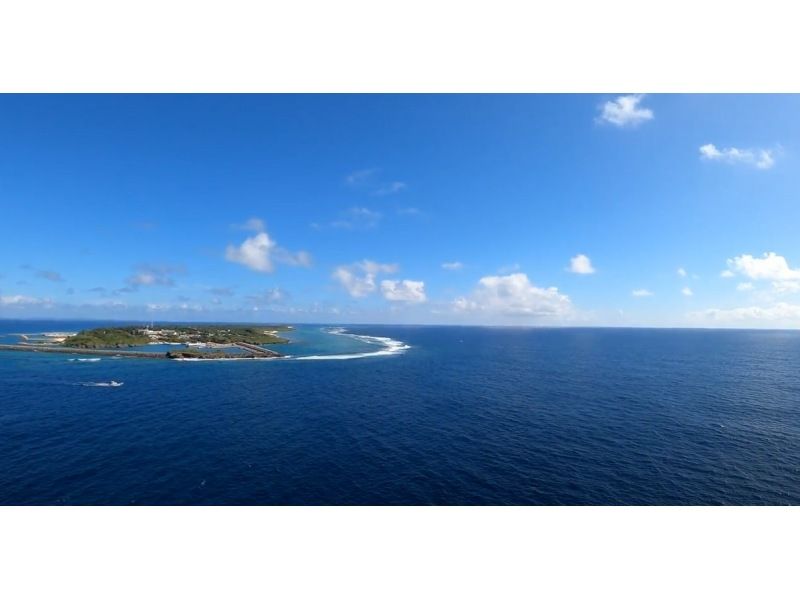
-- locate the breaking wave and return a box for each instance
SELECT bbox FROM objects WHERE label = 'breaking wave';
[294,327,410,360]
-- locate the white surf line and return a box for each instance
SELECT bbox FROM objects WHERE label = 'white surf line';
[293,327,410,360]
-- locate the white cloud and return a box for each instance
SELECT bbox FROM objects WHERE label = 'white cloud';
[568,254,595,275]
[677,267,687,278]
[720,270,735,278]
[691,303,800,324]
[453,273,572,318]
[632,289,653,297]
[773,280,800,294]
[332,260,398,298]
[736,282,754,292]
[598,94,654,127]
[226,221,311,273]
[226,231,277,272]
[682,287,693,297]
[381,279,427,303]
[0,294,50,306]
[727,252,800,281]
[699,144,776,169]
[441,261,464,271]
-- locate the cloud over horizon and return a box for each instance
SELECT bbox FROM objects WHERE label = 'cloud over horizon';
[226,219,311,273]
[332,260,399,298]
[381,279,427,303]
[453,273,572,318]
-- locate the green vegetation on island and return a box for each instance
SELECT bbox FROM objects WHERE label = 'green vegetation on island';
[63,327,151,348]
[64,324,292,349]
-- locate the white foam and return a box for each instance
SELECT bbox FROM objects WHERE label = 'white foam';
[69,357,101,362]
[294,328,410,360]
[81,381,124,387]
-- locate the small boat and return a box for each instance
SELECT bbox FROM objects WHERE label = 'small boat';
[109,381,124,387]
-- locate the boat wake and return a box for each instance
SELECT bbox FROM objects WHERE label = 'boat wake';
[69,358,102,362]
[294,327,410,360]
[80,381,124,387]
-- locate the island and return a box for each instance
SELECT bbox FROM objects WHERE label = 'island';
[0,324,293,360]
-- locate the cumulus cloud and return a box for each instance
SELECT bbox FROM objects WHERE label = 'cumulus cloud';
[727,252,800,281]
[720,270,735,278]
[677,267,687,278]
[453,273,572,318]
[380,279,427,303]
[568,254,595,275]
[632,289,653,297]
[332,260,398,298]
[737,282,754,292]
[441,261,464,271]
[699,144,776,169]
[682,287,694,297]
[598,94,654,127]
[226,219,311,273]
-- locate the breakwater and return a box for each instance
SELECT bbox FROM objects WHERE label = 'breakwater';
[0,343,281,359]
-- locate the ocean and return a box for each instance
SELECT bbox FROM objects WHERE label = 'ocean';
[2,320,799,505]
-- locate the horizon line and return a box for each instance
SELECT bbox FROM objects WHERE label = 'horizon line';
[1,316,799,333]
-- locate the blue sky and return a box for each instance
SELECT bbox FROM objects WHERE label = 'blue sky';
[1,94,799,326]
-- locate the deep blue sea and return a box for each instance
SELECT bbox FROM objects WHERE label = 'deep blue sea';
[2,320,800,505]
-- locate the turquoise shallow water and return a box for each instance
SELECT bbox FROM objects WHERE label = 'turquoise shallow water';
[2,320,800,505]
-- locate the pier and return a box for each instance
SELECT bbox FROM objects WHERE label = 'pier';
[233,341,283,357]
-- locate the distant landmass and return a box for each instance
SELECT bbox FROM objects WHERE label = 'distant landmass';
[64,325,292,348]
[1,324,293,360]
